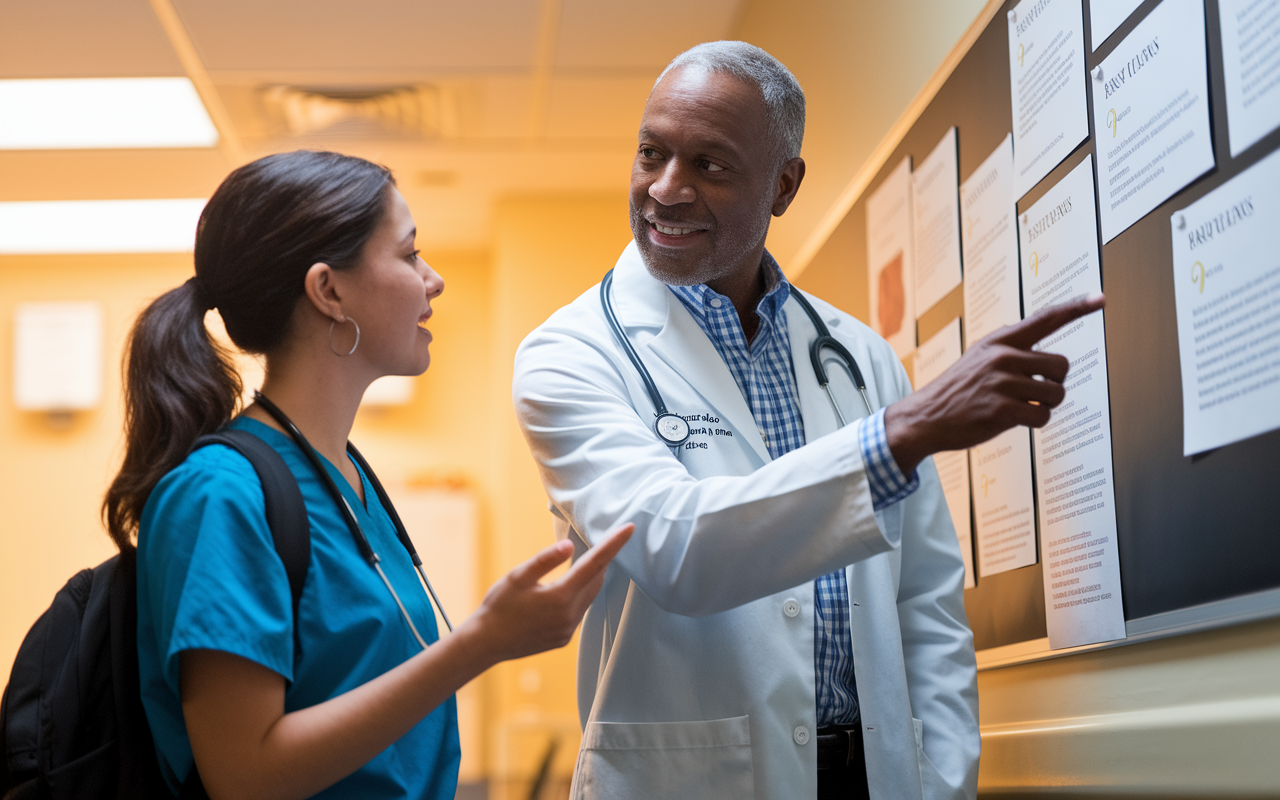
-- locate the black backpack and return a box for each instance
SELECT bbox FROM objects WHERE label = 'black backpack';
[1,430,310,800]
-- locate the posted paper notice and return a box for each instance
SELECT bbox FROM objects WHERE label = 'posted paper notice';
[913,318,974,588]
[1171,146,1280,455]
[867,157,917,356]
[1092,0,1215,243]
[1009,0,1090,199]
[1090,0,1144,50]
[961,134,1021,346]
[1220,0,1280,157]
[913,127,964,315]
[1018,156,1126,649]
[970,428,1038,578]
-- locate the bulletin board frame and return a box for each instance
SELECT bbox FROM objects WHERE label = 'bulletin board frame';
[793,0,1280,668]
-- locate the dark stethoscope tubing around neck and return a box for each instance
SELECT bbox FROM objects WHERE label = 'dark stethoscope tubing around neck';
[252,390,453,644]
[600,268,876,449]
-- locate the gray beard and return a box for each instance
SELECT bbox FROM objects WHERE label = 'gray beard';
[629,197,774,287]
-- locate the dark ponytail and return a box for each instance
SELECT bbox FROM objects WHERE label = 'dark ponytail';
[103,150,394,552]
[104,281,240,551]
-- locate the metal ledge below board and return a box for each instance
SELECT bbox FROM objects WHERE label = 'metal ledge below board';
[976,586,1280,670]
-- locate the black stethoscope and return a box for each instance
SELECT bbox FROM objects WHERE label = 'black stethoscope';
[254,391,452,647]
[600,268,875,449]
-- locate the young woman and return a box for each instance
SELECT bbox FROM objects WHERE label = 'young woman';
[104,150,631,800]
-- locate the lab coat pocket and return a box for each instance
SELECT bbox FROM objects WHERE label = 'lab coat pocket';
[571,715,754,800]
[912,717,960,800]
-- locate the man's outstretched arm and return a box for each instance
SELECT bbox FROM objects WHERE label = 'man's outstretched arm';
[885,293,1106,475]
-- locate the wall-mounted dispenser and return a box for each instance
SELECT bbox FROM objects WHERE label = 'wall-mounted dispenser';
[13,302,103,418]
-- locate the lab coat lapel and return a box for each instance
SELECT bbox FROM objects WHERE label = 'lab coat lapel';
[612,242,772,465]
[650,310,773,465]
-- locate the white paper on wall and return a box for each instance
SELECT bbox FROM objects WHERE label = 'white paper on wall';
[961,134,1022,346]
[1219,0,1280,157]
[1170,146,1280,455]
[1091,0,1215,244]
[1018,156,1126,650]
[1008,0,1090,199]
[970,426,1039,578]
[913,318,975,588]
[866,157,917,356]
[912,127,964,316]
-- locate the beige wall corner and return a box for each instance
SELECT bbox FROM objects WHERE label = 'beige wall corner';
[733,0,991,276]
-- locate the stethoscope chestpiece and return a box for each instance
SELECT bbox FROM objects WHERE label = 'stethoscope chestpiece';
[655,412,691,447]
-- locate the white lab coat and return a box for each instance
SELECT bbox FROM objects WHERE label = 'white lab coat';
[513,242,979,800]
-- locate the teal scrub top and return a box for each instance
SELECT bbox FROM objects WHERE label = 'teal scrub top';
[136,417,459,799]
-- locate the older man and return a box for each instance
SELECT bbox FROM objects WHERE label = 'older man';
[513,42,1100,800]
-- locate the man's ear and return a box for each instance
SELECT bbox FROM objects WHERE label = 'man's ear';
[772,157,806,217]
[303,262,345,321]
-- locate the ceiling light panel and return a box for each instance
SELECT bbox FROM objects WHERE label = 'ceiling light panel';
[0,78,218,149]
[0,199,206,254]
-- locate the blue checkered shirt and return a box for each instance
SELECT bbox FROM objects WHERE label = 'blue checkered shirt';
[668,252,919,726]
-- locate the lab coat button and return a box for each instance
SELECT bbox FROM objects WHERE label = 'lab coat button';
[793,726,810,745]
[783,599,801,618]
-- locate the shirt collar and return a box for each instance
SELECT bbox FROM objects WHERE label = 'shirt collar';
[668,251,792,331]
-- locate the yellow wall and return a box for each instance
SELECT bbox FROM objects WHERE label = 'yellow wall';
[0,246,497,653]
[0,245,499,775]
[0,195,631,794]
[0,253,186,673]
[481,194,633,796]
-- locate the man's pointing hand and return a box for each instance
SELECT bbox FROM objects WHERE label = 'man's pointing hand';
[884,293,1106,475]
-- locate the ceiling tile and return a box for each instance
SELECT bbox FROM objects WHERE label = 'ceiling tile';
[543,76,651,140]
[555,0,744,70]
[174,0,542,74]
[0,0,183,79]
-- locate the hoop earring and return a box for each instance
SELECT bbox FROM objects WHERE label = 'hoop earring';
[328,317,360,356]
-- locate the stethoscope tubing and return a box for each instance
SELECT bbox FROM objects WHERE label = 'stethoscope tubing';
[344,443,454,633]
[601,270,694,449]
[787,290,875,420]
[600,269,876,440]
[253,391,452,644]
[601,270,671,417]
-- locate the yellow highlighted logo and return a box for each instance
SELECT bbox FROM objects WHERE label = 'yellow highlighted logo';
[1192,260,1206,293]
[1018,43,1025,67]
[1030,251,1039,276]
[981,474,990,498]
[1107,108,1118,138]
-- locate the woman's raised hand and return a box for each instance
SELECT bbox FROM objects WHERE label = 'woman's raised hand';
[180,524,633,800]
[465,523,634,664]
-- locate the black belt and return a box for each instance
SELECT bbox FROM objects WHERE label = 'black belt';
[815,724,865,771]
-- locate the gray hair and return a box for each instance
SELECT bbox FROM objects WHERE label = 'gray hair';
[654,41,806,163]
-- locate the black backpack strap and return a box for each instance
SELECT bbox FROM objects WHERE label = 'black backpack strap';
[178,430,311,799]
[192,430,310,618]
